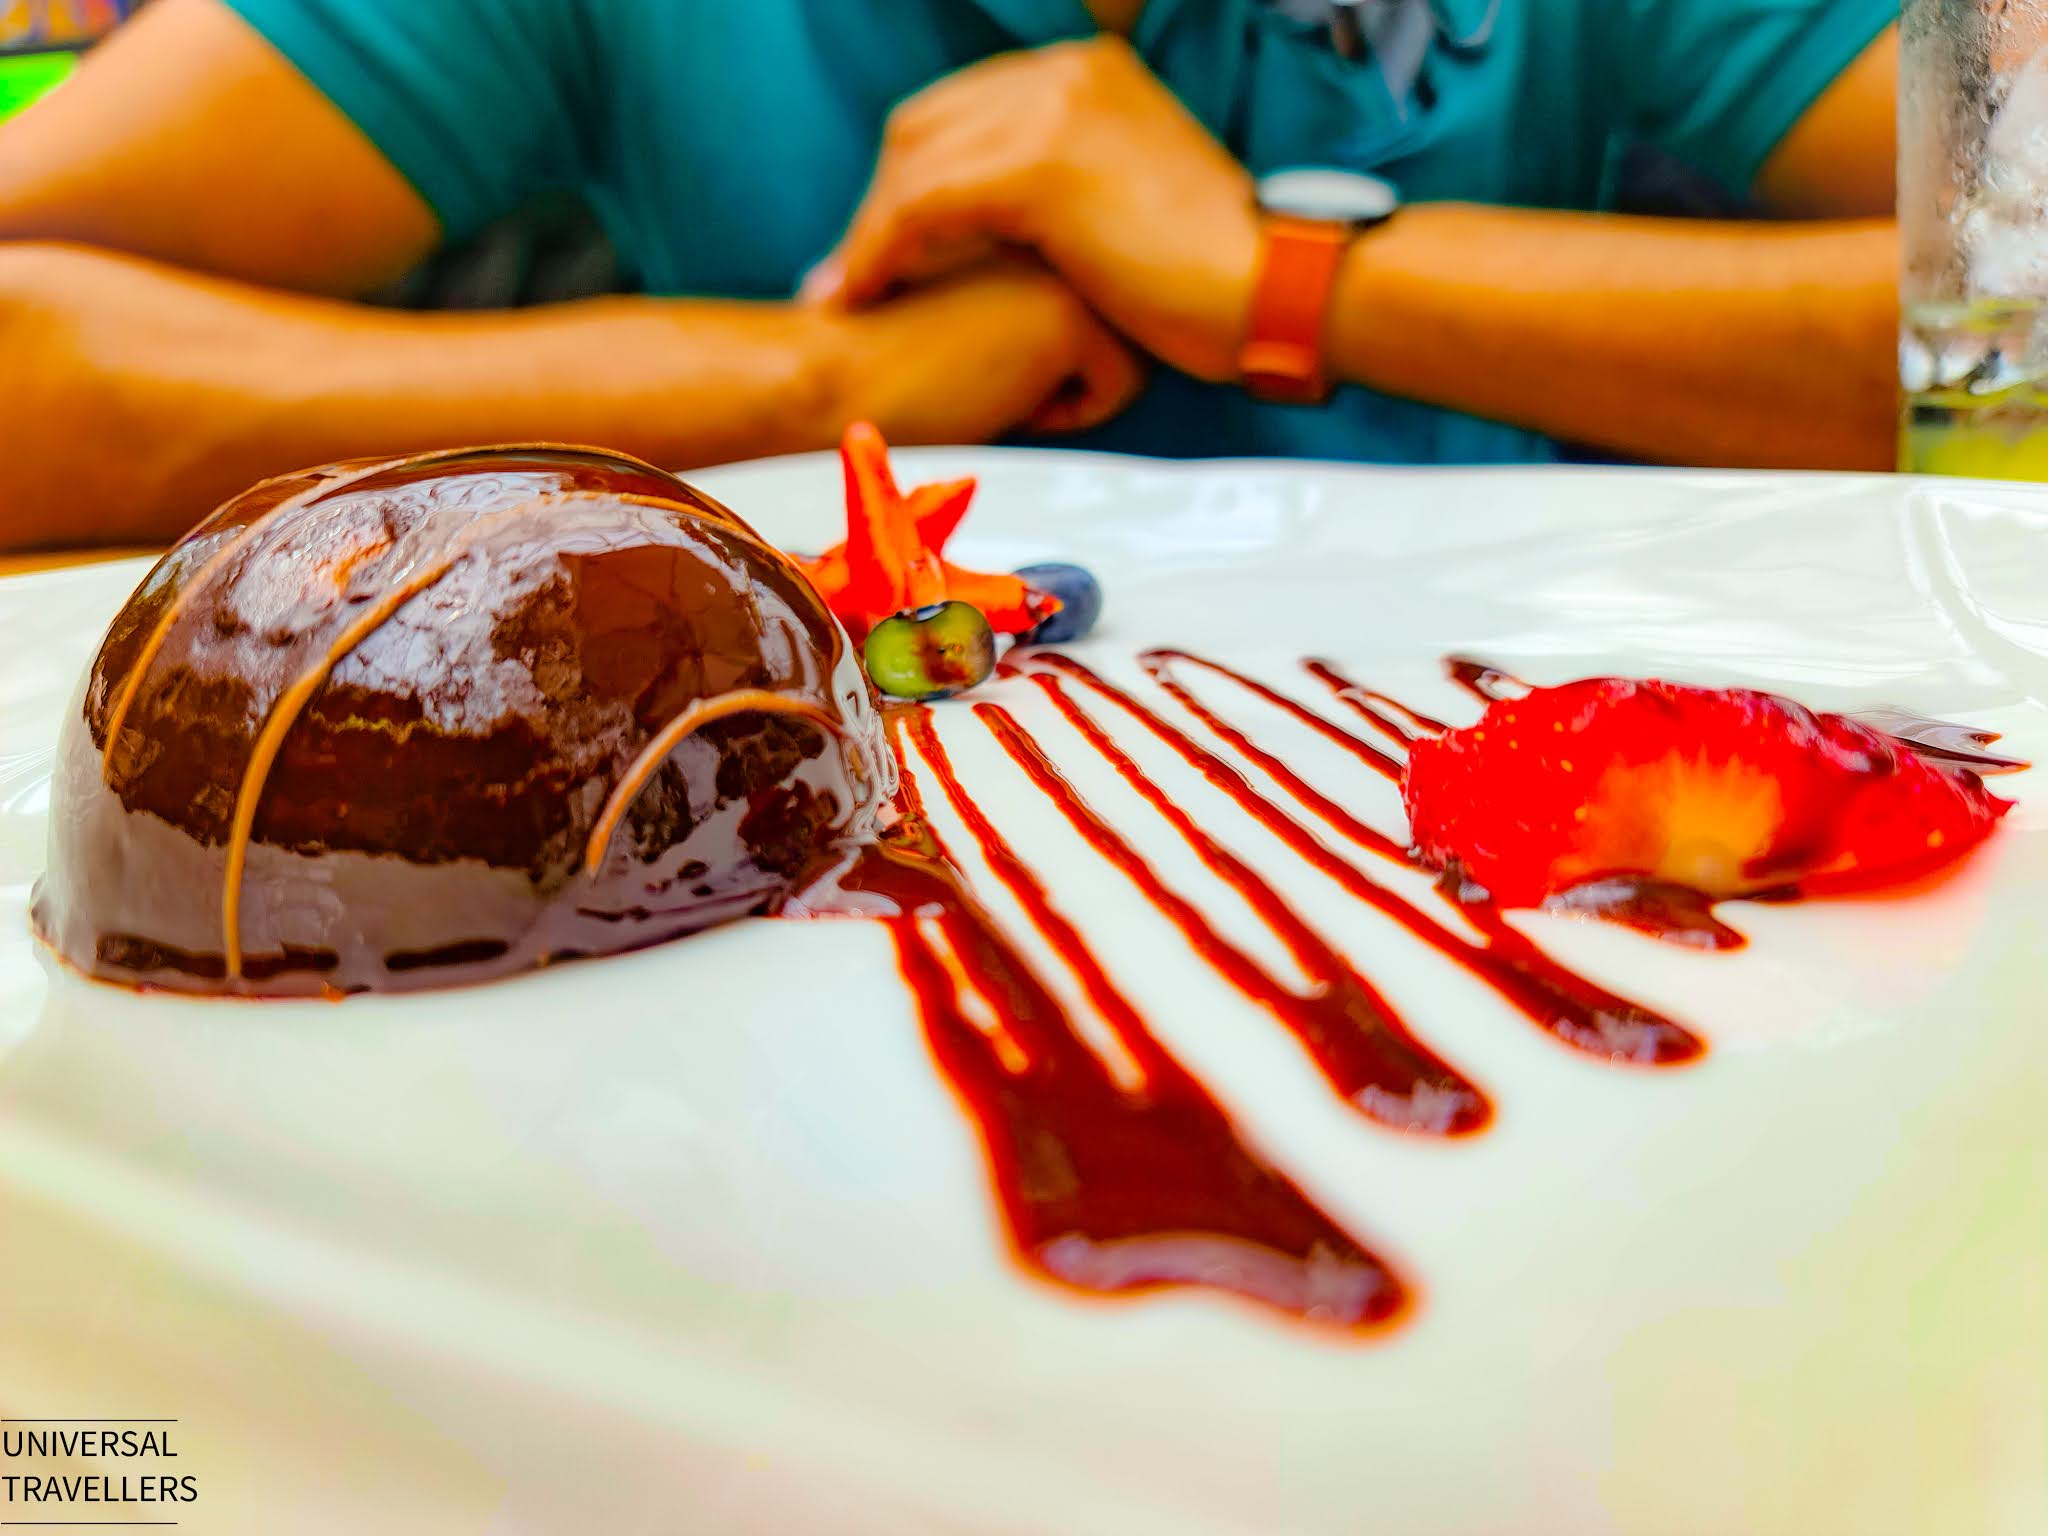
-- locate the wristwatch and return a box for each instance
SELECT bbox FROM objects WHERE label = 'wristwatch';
[1238,167,1401,405]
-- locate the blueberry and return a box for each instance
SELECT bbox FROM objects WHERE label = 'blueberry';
[1015,562,1102,645]
[863,601,996,701]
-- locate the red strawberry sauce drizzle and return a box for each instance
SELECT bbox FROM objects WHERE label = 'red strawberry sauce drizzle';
[976,696,1490,1137]
[1304,657,1751,950]
[1444,655,1532,705]
[788,420,2023,1333]
[783,705,1410,1335]
[782,650,2022,1332]
[1846,706,2031,776]
[1302,658,1447,741]
[1057,652,1702,1064]
[782,649,1911,1334]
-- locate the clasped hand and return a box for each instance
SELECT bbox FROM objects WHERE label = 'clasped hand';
[810,35,1262,399]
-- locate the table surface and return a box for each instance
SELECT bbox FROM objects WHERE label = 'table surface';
[2,456,2043,1536]
[0,547,157,579]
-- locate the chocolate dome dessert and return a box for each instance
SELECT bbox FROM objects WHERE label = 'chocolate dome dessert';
[33,445,891,996]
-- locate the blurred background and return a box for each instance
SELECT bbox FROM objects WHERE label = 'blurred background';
[0,0,1922,557]
[0,0,1746,319]
[0,2,128,117]
[1,0,622,309]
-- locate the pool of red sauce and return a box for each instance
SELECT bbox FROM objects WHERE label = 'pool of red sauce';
[779,650,2027,1336]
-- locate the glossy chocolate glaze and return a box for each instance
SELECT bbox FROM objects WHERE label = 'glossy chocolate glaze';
[32,446,890,995]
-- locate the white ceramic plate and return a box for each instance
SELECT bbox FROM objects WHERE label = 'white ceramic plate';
[2,454,2044,1536]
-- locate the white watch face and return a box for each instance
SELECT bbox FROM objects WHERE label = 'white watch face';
[1257,167,1401,224]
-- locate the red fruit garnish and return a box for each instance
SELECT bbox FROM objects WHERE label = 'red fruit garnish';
[1404,678,2013,907]
[795,423,1061,641]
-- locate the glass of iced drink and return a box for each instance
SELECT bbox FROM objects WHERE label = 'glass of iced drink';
[1901,0,2048,476]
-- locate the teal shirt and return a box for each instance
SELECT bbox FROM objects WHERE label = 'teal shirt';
[224,0,1895,464]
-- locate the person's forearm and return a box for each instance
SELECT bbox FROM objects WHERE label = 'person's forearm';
[1329,205,1898,470]
[0,242,844,547]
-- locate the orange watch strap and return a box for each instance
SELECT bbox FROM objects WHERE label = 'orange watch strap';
[1237,214,1352,405]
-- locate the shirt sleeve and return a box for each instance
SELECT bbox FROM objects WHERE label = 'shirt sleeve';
[1606,0,1897,196]
[221,0,602,241]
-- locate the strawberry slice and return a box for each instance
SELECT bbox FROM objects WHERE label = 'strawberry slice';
[1404,677,2013,907]
[795,423,1059,641]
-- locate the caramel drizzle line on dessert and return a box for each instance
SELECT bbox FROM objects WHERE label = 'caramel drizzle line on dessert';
[584,691,853,874]
[871,708,1407,1332]
[547,483,862,674]
[555,482,895,872]
[1009,651,1702,1065]
[220,520,507,977]
[216,484,715,979]
[98,442,687,787]
[100,455,418,786]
